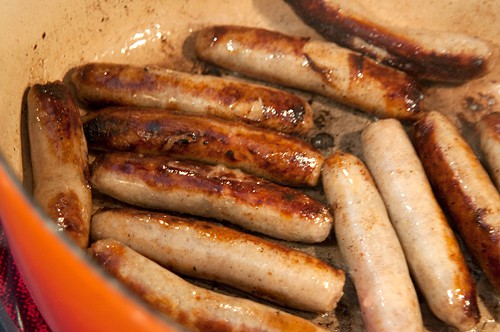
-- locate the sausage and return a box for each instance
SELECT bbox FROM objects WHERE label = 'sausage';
[477,112,500,190]
[27,81,91,249]
[284,0,494,82]
[90,153,333,243]
[194,25,423,120]
[83,107,323,187]
[322,151,423,332]
[90,208,345,313]
[68,62,314,135]
[413,111,500,293]
[361,119,479,330]
[88,238,329,332]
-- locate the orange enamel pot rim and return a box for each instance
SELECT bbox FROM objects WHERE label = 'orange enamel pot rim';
[0,152,182,332]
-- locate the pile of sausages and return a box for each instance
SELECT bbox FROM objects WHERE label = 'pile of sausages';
[26,8,499,332]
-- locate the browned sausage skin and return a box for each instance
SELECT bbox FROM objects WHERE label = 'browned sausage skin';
[68,62,314,135]
[88,239,330,332]
[27,81,92,249]
[91,208,345,312]
[414,111,500,293]
[285,0,493,82]
[90,153,333,243]
[194,25,423,120]
[477,112,500,190]
[83,107,323,187]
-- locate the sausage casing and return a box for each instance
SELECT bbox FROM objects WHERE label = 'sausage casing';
[83,107,323,187]
[477,112,500,190]
[68,62,314,135]
[91,208,345,312]
[285,0,493,82]
[88,239,329,332]
[195,25,423,120]
[322,151,423,332]
[27,81,91,249]
[362,119,479,330]
[414,111,500,293]
[90,153,333,243]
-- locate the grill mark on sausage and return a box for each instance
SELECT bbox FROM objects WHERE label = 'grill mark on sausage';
[30,82,85,164]
[93,153,328,220]
[83,107,322,186]
[71,63,312,134]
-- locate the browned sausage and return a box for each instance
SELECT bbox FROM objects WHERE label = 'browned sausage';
[194,25,423,120]
[90,153,333,243]
[68,62,314,135]
[88,239,330,332]
[285,0,493,82]
[27,81,92,249]
[83,107,323,187]
[91,208,345,312]
[477,112,500,190]
[414,111,500,293]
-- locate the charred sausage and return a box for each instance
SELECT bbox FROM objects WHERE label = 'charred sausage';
[477,112,500,190]
[68,62,314,135]
[194,25,423,120]
[90,153,333,243]
[83,107,323,187]
[27,81,91,249]
[414,111,500,293]
[285,0,493,82]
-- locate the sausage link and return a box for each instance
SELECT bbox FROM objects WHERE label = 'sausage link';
[285,0,493,82]
[413,111,500,293]
[27,81,91,248]
[477,112,500,190]
[88,239,329,332]
[91,208,345,312]
[83,107,323,187]
[68,62,313,135]
[322,151,423,332]
[90,153,333,243]
[361,119,479,330]
[194,25,423,120]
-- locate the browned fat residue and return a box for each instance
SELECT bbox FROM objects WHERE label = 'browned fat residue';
[31,82,85,162]
[47,190,87,246]
[207,25,308,57]
[347,53,423,117]
[98,153,326,219]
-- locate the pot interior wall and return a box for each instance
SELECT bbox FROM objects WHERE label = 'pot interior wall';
[0,0,499,331]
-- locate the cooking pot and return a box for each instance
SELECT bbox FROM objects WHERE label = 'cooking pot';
[0,0,498,331]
